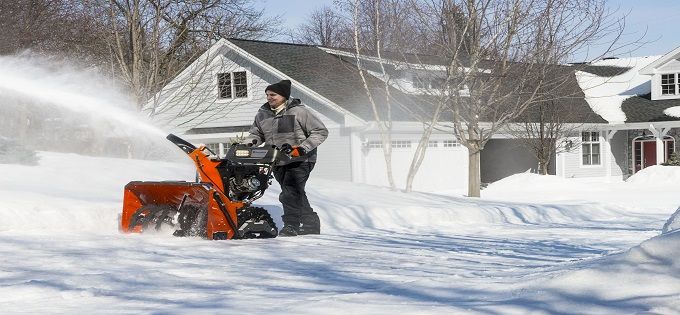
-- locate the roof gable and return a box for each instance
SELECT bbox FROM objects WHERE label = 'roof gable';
[640,45,680,74]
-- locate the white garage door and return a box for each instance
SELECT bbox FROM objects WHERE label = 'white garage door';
[362,139,468,192]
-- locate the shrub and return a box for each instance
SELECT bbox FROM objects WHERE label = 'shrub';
[662,152,680,166]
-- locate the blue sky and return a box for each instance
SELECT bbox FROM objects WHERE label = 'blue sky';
[256,0,680,58]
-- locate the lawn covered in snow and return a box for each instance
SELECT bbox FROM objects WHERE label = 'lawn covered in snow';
[0,152,679,314]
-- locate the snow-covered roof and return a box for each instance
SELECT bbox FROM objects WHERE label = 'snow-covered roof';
[575,56,661,124]
[665,106,680,118]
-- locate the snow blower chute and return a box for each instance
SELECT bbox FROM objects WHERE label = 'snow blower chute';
[120,134,287,239]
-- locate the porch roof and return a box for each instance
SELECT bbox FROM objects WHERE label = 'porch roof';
[622,94,680,122]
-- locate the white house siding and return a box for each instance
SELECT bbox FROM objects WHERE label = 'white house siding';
[313,127,352,181]
[361,133,468,192]
[559,131,625,179]
[152,51,273,131]
[658,58,680,72]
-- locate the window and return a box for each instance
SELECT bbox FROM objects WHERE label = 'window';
[367,140,383,148]
[218,71,248,99]
[233,71,248,97]
[428,140,438,148]
[391,140,411,148]
[443,139,459,147]
[581,131,600,165]
[367,140,411,149]
[218,73,231,98]
[661,74,677,95]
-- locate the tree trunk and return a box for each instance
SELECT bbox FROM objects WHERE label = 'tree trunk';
[468,147,481,197]
[539,160,548,175]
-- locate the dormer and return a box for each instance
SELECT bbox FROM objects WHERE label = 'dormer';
[639,46,680,100]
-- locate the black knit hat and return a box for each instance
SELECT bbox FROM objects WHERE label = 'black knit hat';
[265,80,291,99]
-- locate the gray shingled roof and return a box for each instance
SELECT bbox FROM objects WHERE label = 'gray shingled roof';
[229,38,434,122]
[574,64,631,77]
[622,94,680,122]
[328,47,455,66]
[227,38,607,124]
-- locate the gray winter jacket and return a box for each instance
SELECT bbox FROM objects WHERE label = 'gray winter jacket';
[245,98,328,163]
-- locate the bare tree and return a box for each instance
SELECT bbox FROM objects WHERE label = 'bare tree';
[0,1,111,60]
[506,99,585,175]
[404,0,627,197]
[100,0,281,110]
[350,0,397,189]
[290,5,352,47]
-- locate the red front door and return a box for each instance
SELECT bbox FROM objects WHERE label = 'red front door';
[643,141,657,169]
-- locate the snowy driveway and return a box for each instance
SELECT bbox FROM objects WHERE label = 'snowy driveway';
[0,220,664,314]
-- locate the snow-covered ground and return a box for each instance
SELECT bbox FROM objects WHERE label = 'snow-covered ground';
[1,152,679,314]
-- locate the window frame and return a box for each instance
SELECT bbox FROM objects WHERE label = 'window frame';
[391,140,412,149]
[443,139,460,148]
[217,71,249,99]
[580,131,602,166]
[661,73,677,95]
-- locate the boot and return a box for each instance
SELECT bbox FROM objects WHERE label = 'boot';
[299,214,320,235]
[279,224,299,237]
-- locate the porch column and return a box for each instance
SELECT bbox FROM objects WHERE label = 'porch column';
[649,125,670,165]
[605,130,617,180]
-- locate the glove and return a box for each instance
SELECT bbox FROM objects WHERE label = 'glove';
[281,143,305,157]
[291,146,305,157]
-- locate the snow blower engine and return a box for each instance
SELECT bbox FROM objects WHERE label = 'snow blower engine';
[120,134,289,240]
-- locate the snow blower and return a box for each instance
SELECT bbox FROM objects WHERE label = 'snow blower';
[120,134,287,239]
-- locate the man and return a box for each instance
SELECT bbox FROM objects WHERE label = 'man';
[244,79,328,237]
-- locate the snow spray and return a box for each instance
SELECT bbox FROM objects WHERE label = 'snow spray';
[0,54,165,138]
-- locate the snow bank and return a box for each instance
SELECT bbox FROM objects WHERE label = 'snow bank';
[482,172,587,193]
[625,165,680,186]
[0,151,194,233]
[575,56,660,123]
[537,230,680,314]
[662,207,680,233]
[483,170,680,214]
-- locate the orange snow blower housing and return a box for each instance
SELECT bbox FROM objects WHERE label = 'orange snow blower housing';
[120,134,285,240]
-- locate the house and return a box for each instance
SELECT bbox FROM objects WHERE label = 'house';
[559,53,680,179]
[150,38,680,192]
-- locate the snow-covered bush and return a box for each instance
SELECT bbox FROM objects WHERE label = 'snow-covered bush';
[0,136,39,165]
[662,206,680,234]
[662,152,680,166]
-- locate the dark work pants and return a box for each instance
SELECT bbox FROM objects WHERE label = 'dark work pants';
[273,162,319,231]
